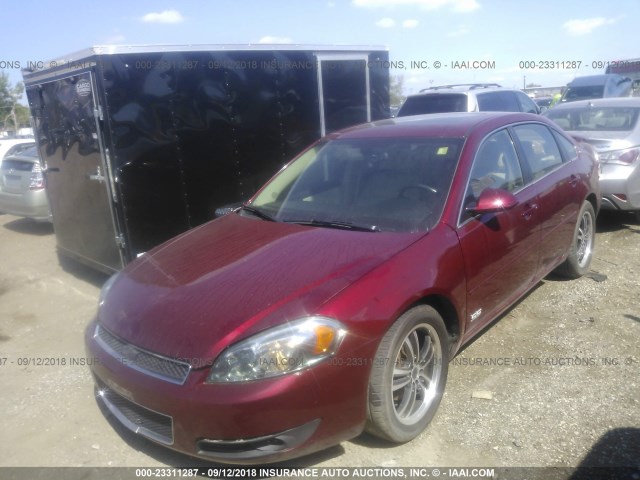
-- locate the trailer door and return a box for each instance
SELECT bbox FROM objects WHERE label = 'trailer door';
[316,54,371,136]
[27,70,123,273]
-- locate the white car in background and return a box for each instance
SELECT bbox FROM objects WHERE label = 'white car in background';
[0,145,51,222]
[0,138,36,166]
[545,97,640,219]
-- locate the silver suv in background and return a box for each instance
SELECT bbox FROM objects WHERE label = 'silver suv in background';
[396,83,541,117]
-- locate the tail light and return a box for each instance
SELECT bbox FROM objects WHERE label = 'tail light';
[29,162,44,190]
[599,146,640,165]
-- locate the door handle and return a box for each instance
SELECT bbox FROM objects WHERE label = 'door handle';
[45,167,60,173]
[88,166,105,183]
[569,174,579,187]
[521,203,538,220]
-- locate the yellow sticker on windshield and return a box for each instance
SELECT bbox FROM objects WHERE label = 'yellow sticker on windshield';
[437,147,449,155]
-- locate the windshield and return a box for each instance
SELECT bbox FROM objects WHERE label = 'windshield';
[546,106,640,132]
[249,137,463,232]
[562,85,605,102]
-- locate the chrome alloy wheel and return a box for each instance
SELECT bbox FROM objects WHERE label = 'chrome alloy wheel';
[576,208,594,268]
[391,323,443,425]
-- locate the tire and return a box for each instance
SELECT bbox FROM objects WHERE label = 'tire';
[366,305,449,443]
[556,201,596,279]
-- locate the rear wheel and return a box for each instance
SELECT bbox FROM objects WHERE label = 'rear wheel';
[556,201,595,278]
[366,305,449,442]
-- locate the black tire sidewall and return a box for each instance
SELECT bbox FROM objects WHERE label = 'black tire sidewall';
[565,201,596,278]
[367,305,449,442]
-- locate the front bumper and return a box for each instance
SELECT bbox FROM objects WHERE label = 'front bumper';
[85,320,368,464]
[599,163,640,211]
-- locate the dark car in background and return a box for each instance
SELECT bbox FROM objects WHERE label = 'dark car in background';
[560,74,632,103]
[546,97,640,217]
[396,84,541,117]
[86,112,599,464]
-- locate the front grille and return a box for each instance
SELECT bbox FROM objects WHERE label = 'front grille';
[96,380,174,445]
[95,324,191,385]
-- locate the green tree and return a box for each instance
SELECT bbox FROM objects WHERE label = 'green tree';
[0,72,26,132]
[390,74,406,107]
[14,104,31,128]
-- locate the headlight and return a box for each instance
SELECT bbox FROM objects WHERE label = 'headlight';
[207,317,346,383]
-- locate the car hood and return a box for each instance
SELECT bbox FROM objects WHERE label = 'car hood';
[99,213,423,364]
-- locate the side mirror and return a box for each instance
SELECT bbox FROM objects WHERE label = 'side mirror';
[466,188,518,216]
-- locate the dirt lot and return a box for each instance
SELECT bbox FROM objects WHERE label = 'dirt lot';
[0,210,638,474]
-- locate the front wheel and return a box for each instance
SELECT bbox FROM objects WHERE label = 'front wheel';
[556,200,596,278]
[366,305,449,443]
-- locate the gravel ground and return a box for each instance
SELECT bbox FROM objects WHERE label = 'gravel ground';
[0,211,638,476]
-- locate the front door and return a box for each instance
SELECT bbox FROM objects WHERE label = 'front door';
[456,128,541,335]
[27,70,123,272]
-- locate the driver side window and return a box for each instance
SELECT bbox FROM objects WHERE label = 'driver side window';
[461,129,524,222]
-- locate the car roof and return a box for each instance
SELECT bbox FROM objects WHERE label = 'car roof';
[407,85,513,98]
[331,112,546,140]
[548,97,640,110]
[567,74,630,87]
[0,138,35,146]
[418,83,502,93]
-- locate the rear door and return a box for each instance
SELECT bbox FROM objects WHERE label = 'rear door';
[510,123,580,274]
[27,70,123,272]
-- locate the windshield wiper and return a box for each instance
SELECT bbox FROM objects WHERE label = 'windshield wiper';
[240,205,276,222]
[284,219,381,232]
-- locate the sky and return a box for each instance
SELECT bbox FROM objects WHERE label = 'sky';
[1,0,639,102]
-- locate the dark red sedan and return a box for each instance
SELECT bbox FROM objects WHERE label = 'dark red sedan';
[86,112,600,464]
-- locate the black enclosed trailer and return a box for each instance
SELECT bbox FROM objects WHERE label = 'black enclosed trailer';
[22,44,390,273]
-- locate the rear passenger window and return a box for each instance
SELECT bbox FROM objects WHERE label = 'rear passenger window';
[398,94,468,116]
[552,130,578,162]
[515,91,539,114]
[476,92,520,112]
[512,124,564,179]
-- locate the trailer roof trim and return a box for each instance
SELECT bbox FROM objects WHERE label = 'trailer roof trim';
[22,43,388,77]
